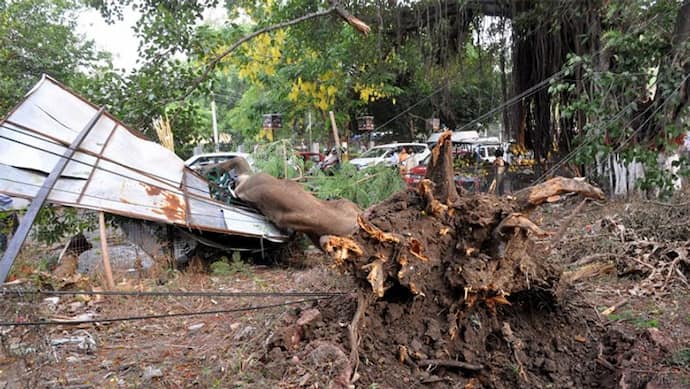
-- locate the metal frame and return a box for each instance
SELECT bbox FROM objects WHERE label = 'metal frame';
[0,108,105,284]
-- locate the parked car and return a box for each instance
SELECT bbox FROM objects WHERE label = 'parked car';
[184,152,253,172]
[297,151,324,164]
[349,143,430,170]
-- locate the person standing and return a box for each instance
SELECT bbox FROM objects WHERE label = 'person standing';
[406,150,418,170]
[398,147,409,165]
[493,148,507,195]
[389,149,400,167]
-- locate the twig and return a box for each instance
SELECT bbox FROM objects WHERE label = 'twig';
[501,322,528,383]
[642,199,690,207]
[570,253,615,267]
[675,267,689,287]
[601,299,628,316]
[662,254,683,291]
[417,359,483,371]
[596,342,616,370]
[627,256,655,271]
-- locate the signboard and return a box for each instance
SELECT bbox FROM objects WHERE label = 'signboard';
[357,116,375,131]
[262,113,282,129]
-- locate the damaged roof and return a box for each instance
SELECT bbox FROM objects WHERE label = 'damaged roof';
[0,75,288,243]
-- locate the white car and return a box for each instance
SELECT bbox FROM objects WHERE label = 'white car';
[350,143,430,170]
[184,152,253,172]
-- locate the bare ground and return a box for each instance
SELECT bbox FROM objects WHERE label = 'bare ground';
[1,191,690,388]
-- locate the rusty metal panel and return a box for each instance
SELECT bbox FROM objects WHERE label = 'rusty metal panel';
[0,75,289,243]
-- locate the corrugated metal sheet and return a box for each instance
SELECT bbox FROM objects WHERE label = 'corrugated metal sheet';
[0,75,288,243]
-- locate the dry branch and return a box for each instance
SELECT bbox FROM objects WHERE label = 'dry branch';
[550,198,588,247]
[514,177,605,209]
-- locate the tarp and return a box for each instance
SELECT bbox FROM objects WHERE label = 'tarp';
[0,75,288,243]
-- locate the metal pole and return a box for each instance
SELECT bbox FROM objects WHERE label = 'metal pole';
[0,107,106,284]
[307,111,312,149]
[211,98,219,152]
[329,111,342,163]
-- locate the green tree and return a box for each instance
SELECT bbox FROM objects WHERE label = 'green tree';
[0,0,108,116]
[551,0,690,192]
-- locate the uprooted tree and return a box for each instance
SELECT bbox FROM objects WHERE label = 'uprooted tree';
[314,130,606,386]
[323,130,604,302]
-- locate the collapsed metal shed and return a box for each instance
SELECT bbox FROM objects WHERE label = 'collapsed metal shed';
[0,75,289,245]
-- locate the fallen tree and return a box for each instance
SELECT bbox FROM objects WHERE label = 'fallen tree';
[322,131,604,303]
[308,130,609,387]
[207,131,615,386]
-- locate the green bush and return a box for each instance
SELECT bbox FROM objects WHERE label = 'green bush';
[307,163,405,209]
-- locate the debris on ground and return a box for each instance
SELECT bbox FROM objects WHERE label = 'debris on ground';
[1,132,689,387]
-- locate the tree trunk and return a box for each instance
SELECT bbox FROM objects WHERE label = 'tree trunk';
[668,0,690,123]
[647,0,690,140]
[423,130,459,203]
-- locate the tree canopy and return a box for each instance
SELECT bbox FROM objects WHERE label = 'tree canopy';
[1,0,688,185]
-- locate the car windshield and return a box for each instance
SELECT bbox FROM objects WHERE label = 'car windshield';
[360,147,391,158]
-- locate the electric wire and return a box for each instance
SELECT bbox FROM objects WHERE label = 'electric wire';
[0,297,330,327]
[383,11,663,137]
[527,41,685,183]
[0,289,346,298]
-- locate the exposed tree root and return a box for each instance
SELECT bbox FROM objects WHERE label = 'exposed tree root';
[348,291,372,384]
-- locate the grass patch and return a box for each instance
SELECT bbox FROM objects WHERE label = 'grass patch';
[632,317,659,329]
[210,252,253,277]
[669,349,690,367]
[606,310,659,329]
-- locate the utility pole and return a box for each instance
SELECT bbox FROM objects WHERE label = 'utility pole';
[307,111,312,150]
[211,97,219,152]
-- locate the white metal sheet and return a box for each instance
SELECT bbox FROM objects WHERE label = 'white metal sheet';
[0,76,288,243]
